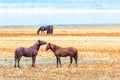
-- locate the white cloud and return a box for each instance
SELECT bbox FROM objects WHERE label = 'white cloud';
[0,7,120,14]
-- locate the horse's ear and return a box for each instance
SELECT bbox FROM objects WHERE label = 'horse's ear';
[48,43,50,45]
[38,40,40,42]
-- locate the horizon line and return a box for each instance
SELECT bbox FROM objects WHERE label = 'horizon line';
[0,24,120,27]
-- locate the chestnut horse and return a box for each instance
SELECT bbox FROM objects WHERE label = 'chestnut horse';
[14,40,47,68]
[45,43,78,67]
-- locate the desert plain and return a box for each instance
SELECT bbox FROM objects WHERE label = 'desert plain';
[0,26,120,80]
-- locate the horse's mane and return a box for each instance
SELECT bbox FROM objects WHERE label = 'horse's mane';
[48,43,63,53]
[50,43,61,49]
[30,42,38,49]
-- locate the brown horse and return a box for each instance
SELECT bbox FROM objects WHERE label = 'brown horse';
[14,40,47,68]
[46,25,54,34]
[37,25,54,35]
[45,43,78,67]
[37,26,48,34]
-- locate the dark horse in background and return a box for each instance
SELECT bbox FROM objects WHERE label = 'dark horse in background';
[37,26,47,34]
[37,25,54,35]
[14,40,47,68]
[45,43,78,67]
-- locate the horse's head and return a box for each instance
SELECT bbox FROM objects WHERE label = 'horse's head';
[38,40,47,46]
[45,43,51,51]
[31,40,46,50]
[37,27,41,35]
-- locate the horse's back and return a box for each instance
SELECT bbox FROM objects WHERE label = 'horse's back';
[68,47,78,55]
[24,48,38,54]
[40,26,47,30]
[15,47,24,53]
[68,47,77,52]
[23,48,38,57]
[48,25,53,28]
[15,47,38,57]
[14,47,24,58]
[57,47,77,57]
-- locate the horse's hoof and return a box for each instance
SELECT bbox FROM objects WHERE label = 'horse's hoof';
[32,65,35,67]
[14,65,16,68]
[18,66,20,68]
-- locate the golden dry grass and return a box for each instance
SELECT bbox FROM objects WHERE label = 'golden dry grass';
[0,26,120,80]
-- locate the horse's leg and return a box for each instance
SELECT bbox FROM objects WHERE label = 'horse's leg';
[14,61,16,68]
[58,57,61,67]
[18,57,21,68]
[41,31,42,34]
[51,30,53,34]
[32,56,36,67]
[42,31,44,34]
[14,53,17,68]
[73,55,78,66]
[14,60,17,68]
[14,59,17,68]
[56,57,59,67]
[47,30,48,34]
[69,56,73,66]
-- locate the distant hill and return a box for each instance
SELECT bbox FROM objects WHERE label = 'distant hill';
[0,24,120,28]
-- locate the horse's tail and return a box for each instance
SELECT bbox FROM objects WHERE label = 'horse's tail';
[75,49,78,65]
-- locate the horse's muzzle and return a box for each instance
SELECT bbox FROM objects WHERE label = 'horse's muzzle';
[45,48,48,51]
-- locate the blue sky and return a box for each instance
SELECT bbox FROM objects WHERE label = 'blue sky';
[0,0,120,26]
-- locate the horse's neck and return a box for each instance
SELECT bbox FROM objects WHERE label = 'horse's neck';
[51,45,61,52]
[37,28,41,33]
[31,45,40,51]
[36,46,40,51]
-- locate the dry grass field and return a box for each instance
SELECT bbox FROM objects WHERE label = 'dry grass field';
[0,26,120,80]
